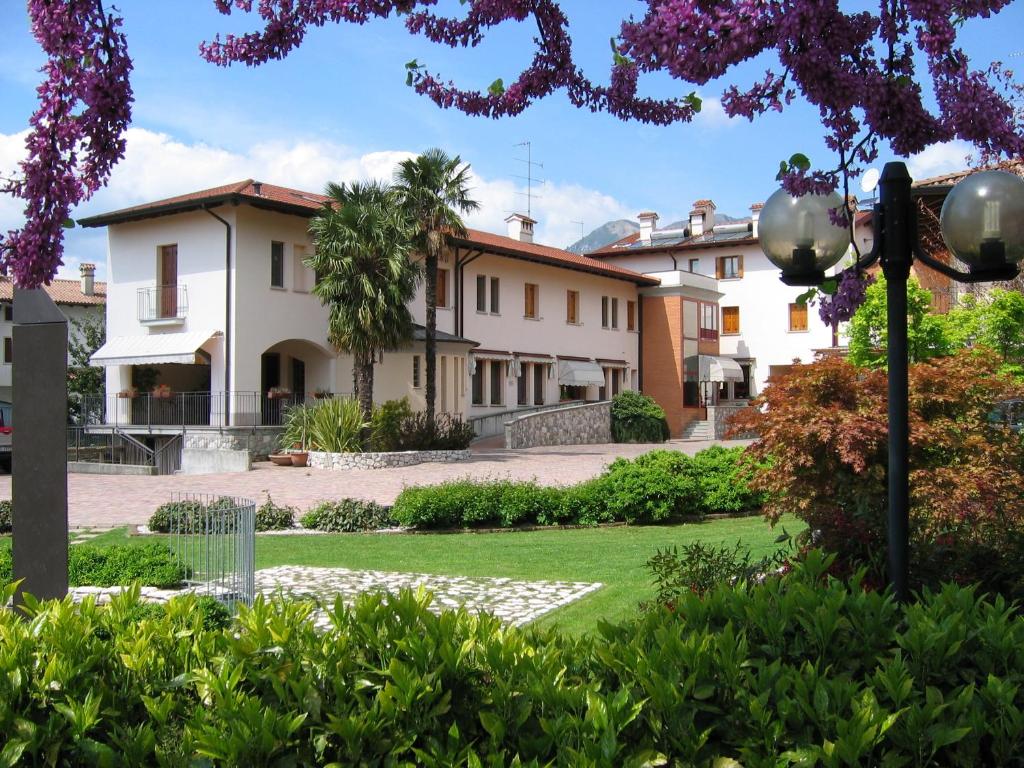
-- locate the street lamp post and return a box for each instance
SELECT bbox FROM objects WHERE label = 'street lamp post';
[759,160,1024,602]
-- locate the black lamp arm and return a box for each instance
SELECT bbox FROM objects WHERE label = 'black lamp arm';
[911,245,975,281]
[912,244,1020,284]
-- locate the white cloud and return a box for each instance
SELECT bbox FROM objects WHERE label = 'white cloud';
[694,96,736,129]
[905,140,973,182]
[0,128,638,278]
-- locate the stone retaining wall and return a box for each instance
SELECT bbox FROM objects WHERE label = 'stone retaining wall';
[183,427,282,459]
[309,448,471,470]
[707,403,754,439]
[504,401,612,449]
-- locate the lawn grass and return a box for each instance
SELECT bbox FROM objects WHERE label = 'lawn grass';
[6,515,803,633]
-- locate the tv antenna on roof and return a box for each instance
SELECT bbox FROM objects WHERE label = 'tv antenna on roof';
[513,141,545,218]
[572,220,585,240]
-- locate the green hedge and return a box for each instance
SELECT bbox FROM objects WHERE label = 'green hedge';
[300,499,394,532]
[392,447,765,529]
[2,557,1023,765]
[1,542,186,589]
[610,390,670,443]
[0,499,10,534]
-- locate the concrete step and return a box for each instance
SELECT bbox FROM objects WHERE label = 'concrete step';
[680,420,715,440]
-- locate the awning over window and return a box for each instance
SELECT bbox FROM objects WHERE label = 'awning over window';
[90,329,220,367]
[706,355,745,383]
[558,359,606,386]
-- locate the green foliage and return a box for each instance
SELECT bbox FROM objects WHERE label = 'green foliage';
[847,275,956,367]
[300,499,394,532]
[255,494,296,532]
[385,410,476,451]
[3,566,1024,765]
[392,448,761,529]
[0,499,10,534]
[610,390,670,443]
[646,539,788,604]
[297,396,366,453]
[368,397,415,451]
[147,497,240,534]
[67,314,105,423]
[1,542,185,588]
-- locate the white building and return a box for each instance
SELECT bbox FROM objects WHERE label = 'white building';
[79,180,656,457]
[591,200,844,397]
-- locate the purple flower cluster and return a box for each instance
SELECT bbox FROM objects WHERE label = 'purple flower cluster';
[2,0,133,289]
[814,268,875,328]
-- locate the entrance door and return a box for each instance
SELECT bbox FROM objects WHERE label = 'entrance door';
[159,245,178,318]
[291,358,306,401]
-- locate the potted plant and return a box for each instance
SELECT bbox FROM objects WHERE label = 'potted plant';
[267,386,292,401]
[116,387,138,399]
[290,420,309,467]
[151,383,173,400]
[313,388,333,400]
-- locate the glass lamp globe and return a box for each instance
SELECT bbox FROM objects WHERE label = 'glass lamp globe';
[940,169,1024,271]
[759,188,851,285]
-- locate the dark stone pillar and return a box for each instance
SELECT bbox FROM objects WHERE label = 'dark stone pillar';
[12,287,68,604]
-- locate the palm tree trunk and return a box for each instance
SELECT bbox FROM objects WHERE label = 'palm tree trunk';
[355,351,374,445]
[424,248,437,429]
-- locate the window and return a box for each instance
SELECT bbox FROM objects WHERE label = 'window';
[524,283,539,319]
[688,258,700,273]
[270,241,285,288]
[716,254,743,279]
[700,302,718,340]
[626,300,636,331]
[437,268,450,308]
[517,364,528,405]
[490,277,500,314]
[611,368,621,396]
[611,298,619,329]
[601,296,609,328]
[476,274,487,312]
[566,290,580,324]
[533,363,544,405]
[2,337,10,364]
[789,302,808,332]
[2,305,11,322]
[471,364,484,405]
[722,306,740,335]
[412,355,422,388]
[489,360,503,405]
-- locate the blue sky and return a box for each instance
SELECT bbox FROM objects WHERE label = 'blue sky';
[1,1,1022,278]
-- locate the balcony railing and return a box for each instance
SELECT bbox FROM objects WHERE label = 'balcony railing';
[138,284,188,323]
[699,328,719,341]
[75,391,306,429]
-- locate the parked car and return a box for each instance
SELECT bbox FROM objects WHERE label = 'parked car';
[0,401,11,473]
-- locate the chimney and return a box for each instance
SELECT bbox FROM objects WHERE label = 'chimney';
[79,263,95,296]
[637,211,659,245]
[504,213,536,243]
[689,199,716,238]
[252,181,263,197]
[750,202,763,238]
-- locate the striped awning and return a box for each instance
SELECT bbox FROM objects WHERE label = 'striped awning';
[558,359,606,387]
[91,329,220,367]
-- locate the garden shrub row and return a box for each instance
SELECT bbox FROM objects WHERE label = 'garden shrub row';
[0,499,10,534]
[1,542,185,589]
[300,499,394,532]
[610,390,670,443]
[2,555,1023,765]
[392,446,765,528]
[148,495,297,534]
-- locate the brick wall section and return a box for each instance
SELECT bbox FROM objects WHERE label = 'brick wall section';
[641,296,689,436]
[504,401,612,449]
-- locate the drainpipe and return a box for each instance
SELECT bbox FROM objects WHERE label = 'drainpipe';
[205,207,232,427]
[455,249,483,337]
[637,294,644,392]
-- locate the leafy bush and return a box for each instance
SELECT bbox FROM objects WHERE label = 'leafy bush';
[610,390,670,443]
[392,479,563,529]
[255,494,296,531]
[280,399,316,450]
[689,444,767,514]
[1,542,185,588]
[4,559,1024,765]
[300,498,394,532]
[730,350,1024,592]
[147,497,241,534]
[388,411,475,451]
[646,539,787,604]
[603,450,699,523]
[368,397,415,451]
[553,478,611,526]
[0,499,10,534]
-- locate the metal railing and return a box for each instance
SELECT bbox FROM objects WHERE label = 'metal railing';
[138,283,188,322]
[76,391,306,429]
[67,426,155,466]
[168,493,255,608]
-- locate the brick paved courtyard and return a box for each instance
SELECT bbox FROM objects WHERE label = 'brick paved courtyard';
[0,439,749,528]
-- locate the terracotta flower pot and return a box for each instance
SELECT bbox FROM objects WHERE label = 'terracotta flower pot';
[269,453,293,466]
[290,451,309,468]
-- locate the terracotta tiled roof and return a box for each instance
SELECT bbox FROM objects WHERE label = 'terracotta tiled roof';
[912,158,1024,189]
[454,228,659,286]
[589,229,757,256]
[78,180,331,227]
[0,276,107,306]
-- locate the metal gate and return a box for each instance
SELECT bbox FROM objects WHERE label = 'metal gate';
[168,493,255,607]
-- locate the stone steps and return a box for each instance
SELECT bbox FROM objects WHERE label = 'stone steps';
[680,420,715,441]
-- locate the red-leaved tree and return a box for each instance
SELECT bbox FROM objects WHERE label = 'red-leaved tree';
[3,0,1023,288]
[729,351,1024,593]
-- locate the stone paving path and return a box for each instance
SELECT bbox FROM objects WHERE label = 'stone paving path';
[70,566,603,627]
[0,439,749,528]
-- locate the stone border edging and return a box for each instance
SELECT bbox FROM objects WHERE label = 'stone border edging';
[308,448,471,471]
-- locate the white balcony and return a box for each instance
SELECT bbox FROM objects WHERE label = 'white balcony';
[137,284,188,326]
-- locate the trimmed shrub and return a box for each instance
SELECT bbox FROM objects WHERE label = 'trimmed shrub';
[300,499,394,532]
[1,542,185,588]
[391,480,561,529]
[554,478,611,526]
[610,390,670,443]
[390,411,476,451]
[255,494,296,531]
[368,397,414,452]
[3,560,1024,765]
[689,444,767,514]
[603,450,700,523]
[148,497,241,534]
[0,499,10,534]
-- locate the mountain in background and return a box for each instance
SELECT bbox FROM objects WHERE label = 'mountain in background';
[568,213,747,254]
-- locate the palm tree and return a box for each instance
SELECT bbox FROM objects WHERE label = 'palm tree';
[307,180,419,430]
[394,149,480,427]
